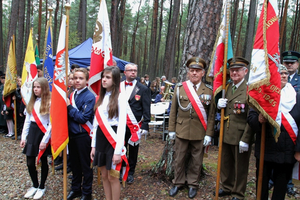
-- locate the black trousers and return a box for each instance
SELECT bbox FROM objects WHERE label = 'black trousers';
[256,159,293,200]
[69,134,93,195]
[125,127,139,175]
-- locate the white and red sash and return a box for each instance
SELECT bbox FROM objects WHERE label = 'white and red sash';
[182,81,207,130]
[120,82,142,145]
[95,107,129,182]
[32,108,50,165]
[70,91,93,138]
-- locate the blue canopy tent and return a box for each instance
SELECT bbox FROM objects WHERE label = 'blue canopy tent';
[51,38,129,71]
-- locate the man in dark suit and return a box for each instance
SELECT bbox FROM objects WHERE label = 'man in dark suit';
[144,74,151,88]
[282,50,300,92]
[122,63,151,184]
[207,57,253,200]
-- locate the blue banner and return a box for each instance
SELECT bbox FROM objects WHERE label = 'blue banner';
[44,26,54,91]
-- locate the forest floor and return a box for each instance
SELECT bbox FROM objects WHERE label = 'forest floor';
[1,131,300,200]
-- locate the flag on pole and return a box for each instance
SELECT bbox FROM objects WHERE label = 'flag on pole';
[50,15,69,160]
[3,35,17,107]
[43,25,54,92]
[35,45,40,65]
[88,0,113,96]
[248,0,281,140]
[21,29,38,105]
[207,3,233,99]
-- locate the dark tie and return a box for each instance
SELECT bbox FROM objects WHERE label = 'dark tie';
[232,85,237,94]
[74,91,78,100]
[193,85,197,92]
[125,81,133,86]
[288,76,291,82]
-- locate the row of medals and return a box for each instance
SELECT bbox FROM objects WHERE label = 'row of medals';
[233,101,245,114]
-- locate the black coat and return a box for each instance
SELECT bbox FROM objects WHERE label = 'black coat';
[127,81,151,131]
[247,93,300,164]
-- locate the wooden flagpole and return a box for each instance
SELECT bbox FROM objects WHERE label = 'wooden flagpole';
[257,1,268,199]
[215,1,230,199]
[64,3,71,200]
[14,98,17,140]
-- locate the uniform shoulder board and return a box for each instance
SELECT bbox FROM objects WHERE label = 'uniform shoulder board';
[205,83,213,90]
[177,83,183,87]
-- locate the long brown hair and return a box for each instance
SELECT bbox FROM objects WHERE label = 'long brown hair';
[94,66,120,119]
[26,77,51,115]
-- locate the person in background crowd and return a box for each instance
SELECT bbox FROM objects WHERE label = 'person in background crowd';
[121,63,151,184]
[207,57,253,200]
[144,74,151,88]
[66,68,95,200]
[248,64,300,200]
[20,77,51,199]
[37,64,44,78]
[0,71,7,134]
[150,80,159,102]
[155,77,161,92]
[161,75,167,86]
[14,76,24,140]
[282,51,300,93]
[171,77,177,91]
[154,86,165,103]
[140,77,147,86]
[168,57,214,199]
[70,64,80,73]
[90,66,127,200]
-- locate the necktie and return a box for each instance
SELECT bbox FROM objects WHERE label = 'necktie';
[288,76,291,82]
[232,85,237,94]
[193,85,197,92]
[125,81,133,86]
[74,91,78,100]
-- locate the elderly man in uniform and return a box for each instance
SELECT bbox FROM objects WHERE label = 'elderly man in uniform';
[282,51,300,92]
[168,57,214,199]
[206,57,253,200]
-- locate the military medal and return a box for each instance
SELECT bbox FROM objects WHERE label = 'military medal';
[241,103,245,113]
[237,102,241,114]
[233,101,237,114]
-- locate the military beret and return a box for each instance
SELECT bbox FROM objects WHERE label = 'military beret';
[282,51,300,62]
[186,57,206,69]
[227,57,249,68]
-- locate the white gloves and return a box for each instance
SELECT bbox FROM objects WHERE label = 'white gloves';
[203,135,212,146]
[217,98,228,109]
[138,129,148,138]
[168,132,176,140]
[239,141,249,153]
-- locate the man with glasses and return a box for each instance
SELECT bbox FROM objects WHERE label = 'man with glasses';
[282,51,300,92]
[207,57,253,200]
[121,63,151,184]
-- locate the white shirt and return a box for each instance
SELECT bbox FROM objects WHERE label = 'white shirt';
[91,92,127,155]
[232,78,245,89]
[187,80,201,91]
[21,98,51,144]
[124,79,137,100]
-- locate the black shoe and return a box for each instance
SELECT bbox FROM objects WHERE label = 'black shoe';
[55,165,63,171]
[169,186,181,197]
[188,187,197,199]
[67,167,72,174]
[287,187,295,197]
[232,197,240,200]
[80,194,91,200]
[127,174,134,184]
[54,157,63,166]
[67,190,82,200]
[213,188,231,197]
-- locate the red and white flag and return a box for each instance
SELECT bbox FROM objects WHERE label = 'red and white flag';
[248,0,281,140]
[50,15,69,160]
[88,0,113,96]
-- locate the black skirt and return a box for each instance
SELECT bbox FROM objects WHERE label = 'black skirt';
[93,126,118,170]
[23,122,51,157]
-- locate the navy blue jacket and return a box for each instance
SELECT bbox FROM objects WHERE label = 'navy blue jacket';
[290,73,300,92]
[67,88,95,138]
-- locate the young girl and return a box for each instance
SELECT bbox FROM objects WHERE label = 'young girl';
[20,77,51,199]
[90,66,128,200]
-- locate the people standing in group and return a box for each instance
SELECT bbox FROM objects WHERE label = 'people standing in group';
[168,57,214,199]
[207,57,253,200]
[0,72,7,134]
[170,77,177,91]
[139,77,147,86]
[20,77,52,199]
[66,68,95,200]
[37,64,44,78]
[155,77,162,92]
[121,63,151,184]
[90,66,128,200]
[248,64,300,200]
[154,86,166,103]
[150,80,159,101]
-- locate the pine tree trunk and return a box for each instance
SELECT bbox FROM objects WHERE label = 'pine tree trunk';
[53,0,60,53]
[6,0,19,62]
[16,0,26,73]
[0,0,3,70]
[148,0,158,79]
